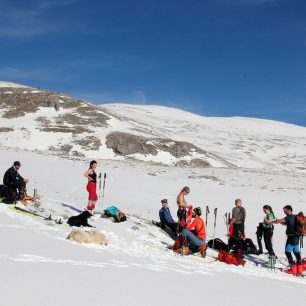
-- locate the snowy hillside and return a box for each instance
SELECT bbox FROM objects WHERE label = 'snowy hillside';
[0,148,305,306]
[1,82,306,172]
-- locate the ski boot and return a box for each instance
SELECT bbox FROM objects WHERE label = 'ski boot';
[284,264,297,276]
[296,264,304,276]
[267,255,276,269]
[199,244,207,258]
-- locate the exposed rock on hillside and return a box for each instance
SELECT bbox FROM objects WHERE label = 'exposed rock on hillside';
[106,132,211,167]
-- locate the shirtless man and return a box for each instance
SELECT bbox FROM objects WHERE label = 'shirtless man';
[177,186,191,224]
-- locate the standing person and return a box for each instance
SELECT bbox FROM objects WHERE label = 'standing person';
[3,161,29,201]
[176,186,192,229]
[228,199,246,256]
[274,205,303,276]
[257,205,276,257]
[83,160,98,212]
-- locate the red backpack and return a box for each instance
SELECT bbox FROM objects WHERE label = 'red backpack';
[217,251,246,266]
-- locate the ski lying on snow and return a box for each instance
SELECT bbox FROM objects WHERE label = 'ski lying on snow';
[244,254,286,272]
[7,204,64,225]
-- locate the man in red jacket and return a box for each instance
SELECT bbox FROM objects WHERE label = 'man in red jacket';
[181,207,207,256]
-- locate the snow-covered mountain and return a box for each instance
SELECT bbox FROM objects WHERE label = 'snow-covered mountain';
[1,81,306,172]
[1,82,306,306]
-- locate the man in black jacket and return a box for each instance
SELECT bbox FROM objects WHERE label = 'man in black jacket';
[3,161,29,200]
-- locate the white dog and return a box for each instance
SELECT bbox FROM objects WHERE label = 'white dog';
[67,230,108,245]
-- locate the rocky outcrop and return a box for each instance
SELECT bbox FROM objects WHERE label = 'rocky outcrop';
[106,132,158,155]
[106,132,211,167]
[0,87,110,128]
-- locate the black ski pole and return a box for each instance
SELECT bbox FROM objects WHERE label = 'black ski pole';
[205,206,210,227]
[101,173,107,207]
[211,208,218,256]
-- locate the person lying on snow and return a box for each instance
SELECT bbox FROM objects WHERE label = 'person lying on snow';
[172,207,207,257]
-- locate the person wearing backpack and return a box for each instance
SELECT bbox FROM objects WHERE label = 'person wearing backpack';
[274,205,303,276]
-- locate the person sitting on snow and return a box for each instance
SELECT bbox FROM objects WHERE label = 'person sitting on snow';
[3,161,29,201]
[173,207,207,257]
[159,199,178,235]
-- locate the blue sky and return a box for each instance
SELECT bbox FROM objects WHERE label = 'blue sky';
[0,0,306,126]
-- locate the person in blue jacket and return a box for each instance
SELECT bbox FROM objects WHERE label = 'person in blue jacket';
[159,199,178,235]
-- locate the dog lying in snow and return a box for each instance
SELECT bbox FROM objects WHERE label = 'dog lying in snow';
[67,210,93,227]
[67,230,108,245]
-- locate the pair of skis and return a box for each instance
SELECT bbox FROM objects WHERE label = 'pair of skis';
[206,206,218,257]
[95,173,107,214]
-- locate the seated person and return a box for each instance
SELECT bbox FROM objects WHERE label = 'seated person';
[3,161,29,201]
[159,199,178,234]
[173,207,207,257]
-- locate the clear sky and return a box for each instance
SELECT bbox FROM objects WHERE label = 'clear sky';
[1,0,306,126]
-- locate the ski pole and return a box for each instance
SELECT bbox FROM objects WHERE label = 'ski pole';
[101,173,107,207]
[227,212,231,251]
[211,208,218,257]
[205,206,210,227]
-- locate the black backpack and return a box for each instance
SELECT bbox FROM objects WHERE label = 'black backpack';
[207,238,228,251]
[0,185,8,198]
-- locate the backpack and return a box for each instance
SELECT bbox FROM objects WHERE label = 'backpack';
[295,212,306,236]
[104,206,127,223]
[217,251,245,266]
[0,185,8,198]
[207,238,228,251]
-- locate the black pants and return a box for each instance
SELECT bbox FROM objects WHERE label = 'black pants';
[177,209,187,232]
[257,223,275,256]
[263,228,275,256]
[229,223,244,252]
[8,181,26,197]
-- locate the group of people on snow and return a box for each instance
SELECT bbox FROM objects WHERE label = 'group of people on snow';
[1,160,304,275]
[158,186,304,275]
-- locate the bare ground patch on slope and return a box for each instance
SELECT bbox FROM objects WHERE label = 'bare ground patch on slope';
[0,127,14,132]
[73,136,102,151]
[106,132,211,167]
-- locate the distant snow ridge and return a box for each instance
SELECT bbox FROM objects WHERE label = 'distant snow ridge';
[1,81,306,172]
[0,81,30,88]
